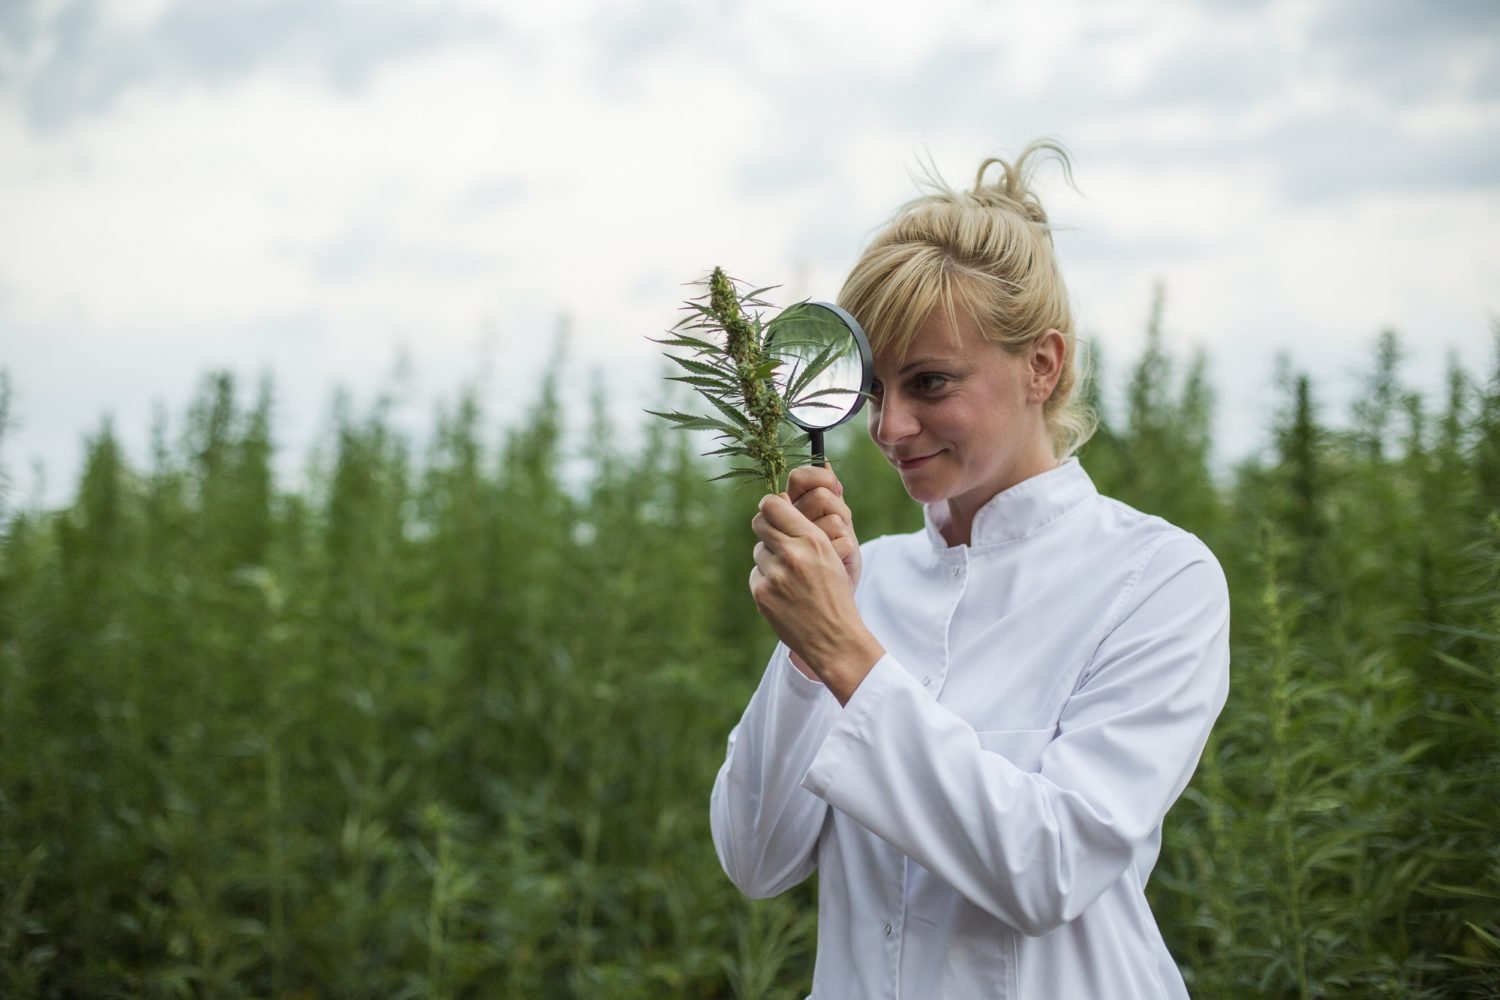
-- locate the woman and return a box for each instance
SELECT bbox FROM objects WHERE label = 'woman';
[709,141,1230,998]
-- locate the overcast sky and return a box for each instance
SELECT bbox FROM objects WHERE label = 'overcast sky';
[3,0,1498,507]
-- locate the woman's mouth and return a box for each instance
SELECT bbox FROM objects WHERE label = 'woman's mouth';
[893,452,939,471]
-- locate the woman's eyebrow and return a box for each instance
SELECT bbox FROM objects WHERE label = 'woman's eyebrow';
[895,356,958,375]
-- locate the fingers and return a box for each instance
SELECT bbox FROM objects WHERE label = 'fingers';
[811,512,856,556]
[756,479,857,570]
[787,464,844,504]
[755,493,819,539]
[752,500,819,569]
[794,488,853,536]
[747,534,791,606]
[752,487,857,586]
[751,501,828,571]
[788,466,850,526]
[789,478,856,573]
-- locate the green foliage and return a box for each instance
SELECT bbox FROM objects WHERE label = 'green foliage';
[1,304,1498,998]
[1079,282,1220,542]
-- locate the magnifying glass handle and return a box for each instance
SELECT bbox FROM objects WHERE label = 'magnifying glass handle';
[810,429,826,468]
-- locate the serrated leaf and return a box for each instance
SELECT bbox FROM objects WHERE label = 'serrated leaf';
[710,467,768,483]
[787,399,843,413]
[643,408,698,424]
[666,374,734,392]
[670,314,706,332]
[667,354,735,379]
[702,392,752,428]
[680,417,741,436]
[681,302,720,322]
[651,333,724,354]
[780,446,816,467]
[785,342,843,399]
[643,410,739,435]
[793,386,858,405]
[749,359,783,381]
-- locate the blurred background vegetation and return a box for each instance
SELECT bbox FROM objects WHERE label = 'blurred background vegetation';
[2,301,1498,998]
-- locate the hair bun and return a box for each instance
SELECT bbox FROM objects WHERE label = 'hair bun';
[970,139,1074,228]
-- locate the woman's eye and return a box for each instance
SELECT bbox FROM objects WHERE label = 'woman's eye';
[913,373,950,393]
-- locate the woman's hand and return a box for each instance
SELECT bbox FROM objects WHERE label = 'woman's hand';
[786,465,861,590]
[750,469,884,705]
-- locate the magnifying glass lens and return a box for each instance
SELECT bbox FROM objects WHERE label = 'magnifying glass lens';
[766,302,874,464]
[769,303,872,429]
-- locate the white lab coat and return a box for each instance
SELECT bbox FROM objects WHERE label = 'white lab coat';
[710,460,1230,998]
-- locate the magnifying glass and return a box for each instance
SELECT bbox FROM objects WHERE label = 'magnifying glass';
[766,301,874,467]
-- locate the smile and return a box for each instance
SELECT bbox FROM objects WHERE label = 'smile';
[893,452,940,471]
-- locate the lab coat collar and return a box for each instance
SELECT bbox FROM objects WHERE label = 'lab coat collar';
[923,458,1097,550]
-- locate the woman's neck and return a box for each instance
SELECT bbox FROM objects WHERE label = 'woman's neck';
[940,449,1060,547]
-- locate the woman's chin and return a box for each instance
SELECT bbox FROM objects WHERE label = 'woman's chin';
[897,472,950,506]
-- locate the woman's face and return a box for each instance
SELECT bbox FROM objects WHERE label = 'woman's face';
[866,306,1059,523]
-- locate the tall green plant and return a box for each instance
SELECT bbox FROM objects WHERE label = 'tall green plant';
[1082,282,1220,542]
[5,317,1500,998]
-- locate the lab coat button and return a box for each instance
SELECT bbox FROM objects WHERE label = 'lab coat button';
[950,564,962,577]
[922,676,931,686]
[883,923,893,936]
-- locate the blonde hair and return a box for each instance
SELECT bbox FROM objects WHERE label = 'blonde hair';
[837,139,1096,458]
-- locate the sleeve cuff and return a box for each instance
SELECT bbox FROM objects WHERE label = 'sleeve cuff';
[802,654,923,798]
[777,645,835,702]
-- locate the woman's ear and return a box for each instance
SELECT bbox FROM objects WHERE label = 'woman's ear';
[1029,330,1066,403]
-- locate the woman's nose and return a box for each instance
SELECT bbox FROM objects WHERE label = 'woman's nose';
[871,393,918,444]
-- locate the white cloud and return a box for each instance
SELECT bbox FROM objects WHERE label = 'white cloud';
[2,0,1498,505]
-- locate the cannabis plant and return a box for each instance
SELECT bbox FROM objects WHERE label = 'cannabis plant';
[649,267,847,493]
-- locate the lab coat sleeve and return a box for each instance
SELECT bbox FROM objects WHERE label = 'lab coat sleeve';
[801,536,1230,936]
[710,645,841,898]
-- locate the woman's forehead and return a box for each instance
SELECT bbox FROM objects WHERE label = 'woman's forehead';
[874,307,982,366]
